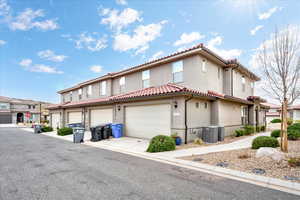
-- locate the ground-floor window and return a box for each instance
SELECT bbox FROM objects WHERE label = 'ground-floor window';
[241,106,248,125]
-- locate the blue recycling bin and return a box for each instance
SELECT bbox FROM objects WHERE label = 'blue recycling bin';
[111,123,123,138]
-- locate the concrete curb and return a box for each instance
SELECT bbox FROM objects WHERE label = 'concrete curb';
[22,128,300,196]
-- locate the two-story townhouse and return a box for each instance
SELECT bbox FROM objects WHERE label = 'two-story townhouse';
[0,96,52,124]
[48,44,268,143]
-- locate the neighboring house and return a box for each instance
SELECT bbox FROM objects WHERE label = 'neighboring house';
[261,103,280,124]
[48,44,267,142]
[0,96,52,124]
[287,105,300,121]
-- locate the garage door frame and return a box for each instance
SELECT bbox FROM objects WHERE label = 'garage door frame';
[67,111,83,124]
[124,103,172,139]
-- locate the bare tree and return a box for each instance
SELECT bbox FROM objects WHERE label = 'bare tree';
[257,25,300,152]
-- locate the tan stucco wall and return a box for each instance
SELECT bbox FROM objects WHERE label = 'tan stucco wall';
[232,69,254,99]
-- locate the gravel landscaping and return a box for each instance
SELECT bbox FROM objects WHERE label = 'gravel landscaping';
[180,140,300,183]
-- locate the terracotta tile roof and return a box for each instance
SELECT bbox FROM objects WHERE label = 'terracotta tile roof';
[261,102,280,109]
[247,96,267,103]
[266,112,280,117]
[224,95,254,104]
[49,83,217,109]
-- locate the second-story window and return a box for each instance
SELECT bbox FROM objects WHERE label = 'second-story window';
[28,105,31,109]
[101,81,106,95]
[202,59,207,72]
[70,91,73,101]
[142,70,150,88]
[33,105,35,109]
[78,88,82,100]
[242,76,246,92]
[87,85,92,97]
[172,61,183,83]
[119,76,125,92]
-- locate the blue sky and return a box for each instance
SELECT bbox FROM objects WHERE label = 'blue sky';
[0,0,299,103]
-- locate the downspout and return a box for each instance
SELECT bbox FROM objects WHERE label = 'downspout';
[184,95,193,144]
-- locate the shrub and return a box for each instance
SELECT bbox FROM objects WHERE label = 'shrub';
[252,136,279,149]
[260,125,266,132]
[271,118,281,123]
[57,127,73,136]
[41,126,53,132]
[271,130,281,138]
[256,126,261,132]
[194,138,204,145]
[288,157,300,167]
[244,125,255,135]
[146,135,176,153]
[235,129,245,137]
[287,118,293,125]
[288,123,300,132]
[288,130,300,140]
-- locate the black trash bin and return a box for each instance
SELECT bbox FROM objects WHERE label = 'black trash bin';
[103,124,112,139]
[90,124,105,142]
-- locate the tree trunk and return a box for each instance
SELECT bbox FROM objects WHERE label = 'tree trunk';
[281,99,288,152]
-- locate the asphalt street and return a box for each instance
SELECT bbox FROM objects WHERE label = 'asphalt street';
[0,127,298,200]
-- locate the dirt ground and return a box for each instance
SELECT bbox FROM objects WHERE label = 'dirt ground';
[181,140,300,183]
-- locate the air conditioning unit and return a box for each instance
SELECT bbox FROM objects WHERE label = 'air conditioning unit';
[202,126,218,143]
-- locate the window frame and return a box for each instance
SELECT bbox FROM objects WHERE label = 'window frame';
[101,81,107,95]
[242,76,246,92]
[172,60,183,83]
[119,76,125,93]
[87,85,92,97]
[142,70,150,88]
[78,88,82,100]
[202,59,207,72]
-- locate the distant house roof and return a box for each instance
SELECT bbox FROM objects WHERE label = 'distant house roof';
[261,102,280,109]
[266,112,280,117]
[58,43,260,94]
[49,83,258,109]
[0,96,52,105]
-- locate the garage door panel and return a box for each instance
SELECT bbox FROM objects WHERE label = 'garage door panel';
[125,104,171,139]
[68,112,82,124]
[0,114,12,124]
[90,109,113,127]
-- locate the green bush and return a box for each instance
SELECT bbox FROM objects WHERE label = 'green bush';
[57,127,73,136]
[252,136,279,149]
[287,118,293,126]
[271,118,281,123]
[288,123,300,132]
[146,135,176,153]
[288,130,300,140]
[41,126,53,132]
[260,125,266,132]
[271,129,281,138]
[235,129,245,137]
[244,125,255,135]
[256,126,261,132]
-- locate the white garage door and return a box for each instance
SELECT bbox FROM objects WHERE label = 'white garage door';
[125,104,171,139]
[90,108,113,126]
[51,113,60,128]
[68,112,82,124]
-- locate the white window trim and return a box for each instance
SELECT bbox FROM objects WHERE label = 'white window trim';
[88,85,92,96]
[172,60,183,83]
[119,76,125,86]
[142,70,150,88]
[101,81,106,95]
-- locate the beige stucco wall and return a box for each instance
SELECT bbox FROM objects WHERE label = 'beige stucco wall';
[232,69,254,99]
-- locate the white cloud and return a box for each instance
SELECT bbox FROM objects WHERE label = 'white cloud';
[100,8,142,32]
[149,51,164,61]
[19,58,63,74]
[30,64,63,74]
[258,7,281,20]
[19,59,32,67]
[113,20,167,54]
[116,0,127,5]
[75,32,107,52]
[90,65,103,73]
[207,36,242,59]
[250,25,264,35]
[174,32,205,46]
[38,50,67,62]
[0,40,6,46]
[0,0,10,17]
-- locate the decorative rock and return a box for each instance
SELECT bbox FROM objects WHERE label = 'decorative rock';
[284,176,300,181]
[216,162,228,167]
[252,168,266,175]
[193,157,203,162]
[255,147,285,162]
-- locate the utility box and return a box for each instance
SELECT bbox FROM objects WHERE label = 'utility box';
[203,126,218,143]
[218,126,225,141]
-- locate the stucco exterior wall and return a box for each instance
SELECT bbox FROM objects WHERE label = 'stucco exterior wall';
[232,69,254,99]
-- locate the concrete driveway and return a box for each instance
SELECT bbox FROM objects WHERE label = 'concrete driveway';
[0,127,297,200]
